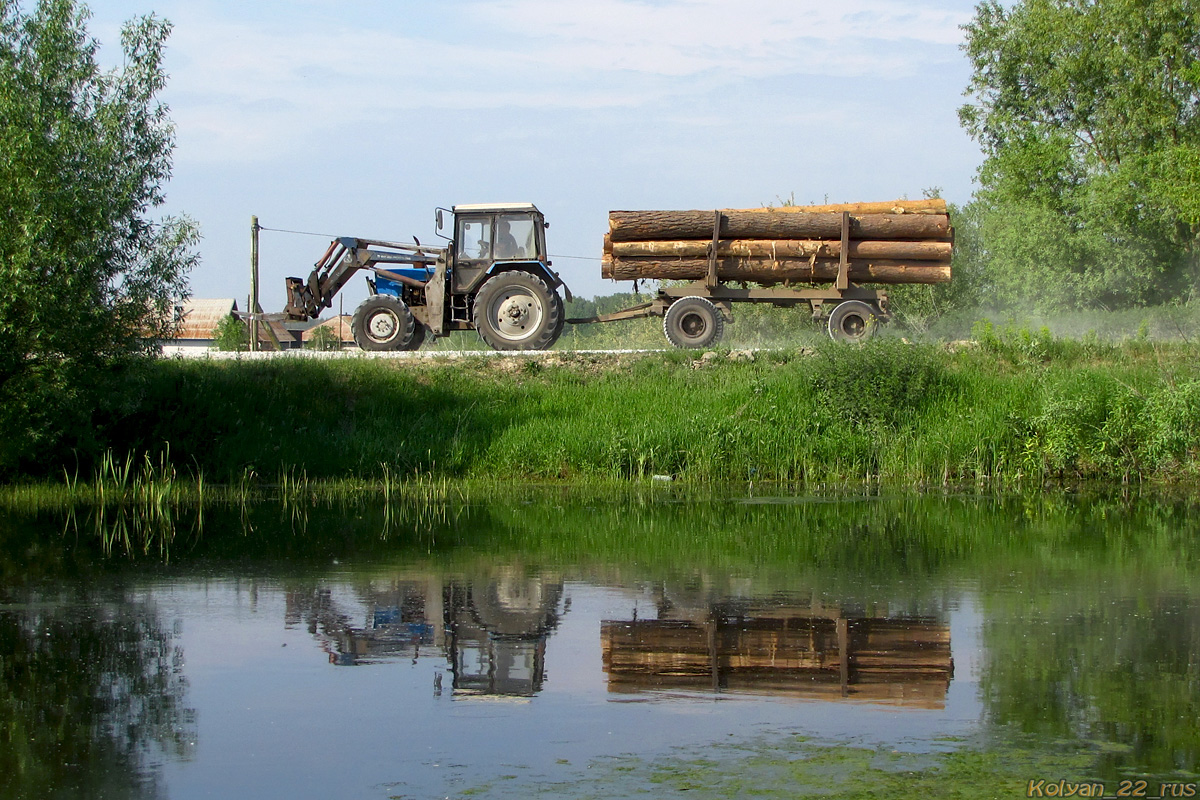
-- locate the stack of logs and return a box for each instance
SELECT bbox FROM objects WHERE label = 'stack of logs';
[601,199,953,286]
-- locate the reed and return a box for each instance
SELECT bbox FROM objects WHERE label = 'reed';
[16,483,1197,577]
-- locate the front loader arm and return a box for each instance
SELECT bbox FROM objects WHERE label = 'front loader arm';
[283,237,444,320]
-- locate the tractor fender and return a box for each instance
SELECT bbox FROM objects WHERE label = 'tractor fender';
[374,280,403,299]
[485,261,571,301]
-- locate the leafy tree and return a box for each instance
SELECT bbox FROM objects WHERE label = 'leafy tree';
[212,315,249,352]
[960,0,1200,311]
[0,0,196,473]
[305,323,342,351]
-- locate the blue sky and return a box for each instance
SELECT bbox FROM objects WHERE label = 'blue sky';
[82,0,985,310]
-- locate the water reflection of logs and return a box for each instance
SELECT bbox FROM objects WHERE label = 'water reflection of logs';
[285,571,565,696]
[601,613,952,708]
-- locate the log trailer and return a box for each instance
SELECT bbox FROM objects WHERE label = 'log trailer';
[282,200,951,350]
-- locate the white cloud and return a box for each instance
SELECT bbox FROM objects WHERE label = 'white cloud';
[155,0,970,164]
[483,0,968,60]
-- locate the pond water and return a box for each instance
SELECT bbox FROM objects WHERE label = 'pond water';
[1,491,1198,799]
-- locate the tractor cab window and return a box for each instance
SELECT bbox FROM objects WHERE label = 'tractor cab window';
[456,217,493,261]
[494,213,540,261]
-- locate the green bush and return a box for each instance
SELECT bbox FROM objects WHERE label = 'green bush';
[212,316,248,352]
[1142,381,1200,473]
[1030,375,1143,477]
[809,338,950,429]
[305,325,341,351]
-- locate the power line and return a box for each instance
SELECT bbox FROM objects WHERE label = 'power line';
[258,225,433,251]
[258,225,340,237]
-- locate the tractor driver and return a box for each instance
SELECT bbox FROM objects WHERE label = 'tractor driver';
[494,219,521,259]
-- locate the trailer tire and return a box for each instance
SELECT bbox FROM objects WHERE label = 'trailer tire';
[827,300,879,343]
[473,271,563,351]
[352,295,417,351]
[663,296,724,349]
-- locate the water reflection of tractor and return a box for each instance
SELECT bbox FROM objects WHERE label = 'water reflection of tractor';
[284,581,440,666]
[444,573,564,696]
[284,569,564,697]
[602,590,953,708]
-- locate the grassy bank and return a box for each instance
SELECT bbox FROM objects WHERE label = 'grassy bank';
[9,330,1200,486]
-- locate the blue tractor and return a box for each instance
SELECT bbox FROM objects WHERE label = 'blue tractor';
[284,203,571,351]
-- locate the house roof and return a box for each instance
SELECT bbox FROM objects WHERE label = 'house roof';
[174,298,237,339]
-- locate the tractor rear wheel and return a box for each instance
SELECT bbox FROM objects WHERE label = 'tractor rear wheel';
[351,295,416,351]
[473,271,563,351]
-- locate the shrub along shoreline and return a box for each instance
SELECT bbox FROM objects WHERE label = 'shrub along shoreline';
[5,330,1200,489]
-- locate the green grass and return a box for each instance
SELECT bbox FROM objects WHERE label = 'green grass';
[5,333,1200,486]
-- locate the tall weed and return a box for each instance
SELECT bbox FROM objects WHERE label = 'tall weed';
[810,339,950,429]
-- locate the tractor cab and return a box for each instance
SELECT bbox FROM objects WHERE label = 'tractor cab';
[438,203,550,294]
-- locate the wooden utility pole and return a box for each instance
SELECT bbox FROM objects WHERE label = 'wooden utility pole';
[250,215,261,352]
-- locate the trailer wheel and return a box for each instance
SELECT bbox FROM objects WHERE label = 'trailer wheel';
[827,300,879,343]
[351,295,416,351]
[473,271,563,351]
[664,296,724,348]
